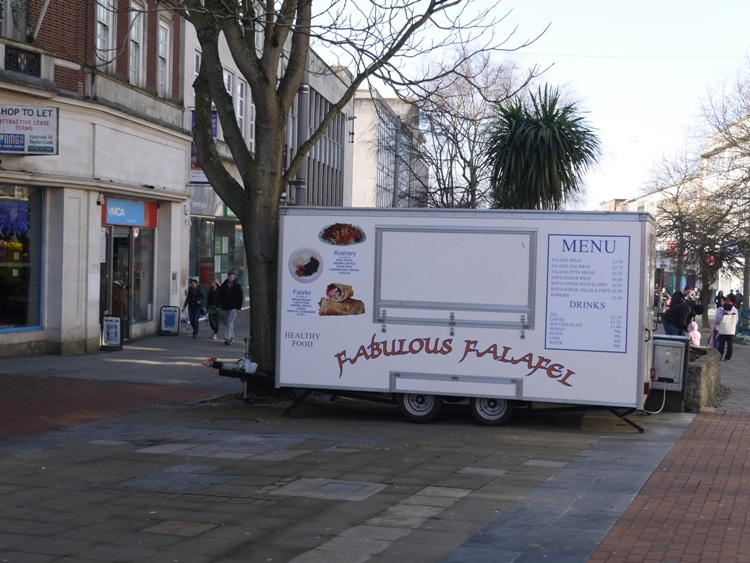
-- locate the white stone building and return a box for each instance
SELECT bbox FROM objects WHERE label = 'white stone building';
[0,1,190,356]
[349,88,426,208]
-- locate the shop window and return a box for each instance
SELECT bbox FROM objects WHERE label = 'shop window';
[132,227,154,322]
[0,185,42,329]
[191,218,216,284]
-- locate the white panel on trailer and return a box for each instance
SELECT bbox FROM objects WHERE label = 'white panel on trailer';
[374,225,536,329]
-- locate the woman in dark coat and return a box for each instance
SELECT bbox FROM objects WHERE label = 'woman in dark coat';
[182,278,207,338]
[715,290,725,309]
[206,278,221,340]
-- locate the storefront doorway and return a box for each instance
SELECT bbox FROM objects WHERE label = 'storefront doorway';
[101,227,132,338]
[99,197,158,340]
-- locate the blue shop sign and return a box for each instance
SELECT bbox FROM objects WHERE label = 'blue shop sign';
[106,198,144,225]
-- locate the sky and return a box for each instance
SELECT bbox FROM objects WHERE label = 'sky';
[492,0,750,210]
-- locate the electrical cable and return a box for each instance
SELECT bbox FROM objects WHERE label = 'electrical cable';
[643,382,668,415]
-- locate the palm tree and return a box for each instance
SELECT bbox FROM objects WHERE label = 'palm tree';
[485,85,600,210]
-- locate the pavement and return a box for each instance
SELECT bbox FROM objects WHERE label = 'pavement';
[0,308,749,562]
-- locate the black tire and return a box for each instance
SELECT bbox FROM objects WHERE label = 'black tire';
[397,393,443,423]
[469,397,515,426]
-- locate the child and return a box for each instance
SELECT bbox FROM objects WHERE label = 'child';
[687,320,701,346]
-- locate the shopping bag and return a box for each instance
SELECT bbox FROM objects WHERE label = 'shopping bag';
[180,313,189,331]
[709,328,719,348]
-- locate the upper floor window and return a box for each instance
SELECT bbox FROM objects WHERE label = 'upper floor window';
[0,0,28,42]
[223,69,234,95]
[249,96,256,153]
[129,2,145,86]
[157,18,171,97]
[194,51,201,80]
[237,80,246,137]
[96,0,116,71]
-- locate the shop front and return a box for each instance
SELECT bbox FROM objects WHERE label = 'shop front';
[189,185,248,306]
[100,197,158,340]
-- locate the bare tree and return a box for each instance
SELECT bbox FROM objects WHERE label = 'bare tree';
[404,47,536,208]
[648,151,742,326]
[682,197,743,326]
[647,152,703,293]
[700,58,750,308]
[168,0,536,371]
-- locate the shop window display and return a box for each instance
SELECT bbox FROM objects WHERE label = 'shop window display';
[0,185,42,329]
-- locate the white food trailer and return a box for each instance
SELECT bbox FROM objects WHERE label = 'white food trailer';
[273,207,656,426]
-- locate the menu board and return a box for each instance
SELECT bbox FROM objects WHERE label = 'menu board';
[545,234,631,353]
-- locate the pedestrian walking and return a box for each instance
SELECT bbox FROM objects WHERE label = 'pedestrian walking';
[714,300,739,361]
[182,278,207,338]
[206,278,221,340]
[714,290,725,309]
[217,272,243,345]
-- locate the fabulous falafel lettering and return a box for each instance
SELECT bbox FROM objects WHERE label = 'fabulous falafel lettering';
[334,334,453,376]
[333,335,576,386]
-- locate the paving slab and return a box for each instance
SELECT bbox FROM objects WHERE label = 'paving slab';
[1,312,749,561]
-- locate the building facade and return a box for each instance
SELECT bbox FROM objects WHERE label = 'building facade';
[0,0,190,357]
[0,2,425,358]
[349,88,426,208]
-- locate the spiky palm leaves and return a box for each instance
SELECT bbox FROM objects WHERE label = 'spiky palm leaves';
[486,86,601,210]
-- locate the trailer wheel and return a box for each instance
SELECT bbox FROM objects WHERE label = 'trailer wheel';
[397,393,443,423]
[469,397,515,426]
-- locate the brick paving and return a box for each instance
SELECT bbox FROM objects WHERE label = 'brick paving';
[590,409,750,563]
[0,374,228,439]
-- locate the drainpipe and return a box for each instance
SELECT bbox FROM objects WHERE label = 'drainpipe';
[392,116,401,208]
[294,78,310,206]
[30,0,52,42]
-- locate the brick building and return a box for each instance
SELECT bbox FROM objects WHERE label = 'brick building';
[0,1,191,356]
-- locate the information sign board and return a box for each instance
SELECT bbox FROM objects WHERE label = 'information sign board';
[0,105,59,154]
[160,305,181,335]
[101,316,122,351]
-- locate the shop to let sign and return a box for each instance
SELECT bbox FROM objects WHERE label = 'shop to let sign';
[0,105,59,155]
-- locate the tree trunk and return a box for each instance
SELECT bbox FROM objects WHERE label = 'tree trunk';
[244,127,284,372]
[244,211,278,371]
